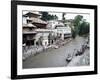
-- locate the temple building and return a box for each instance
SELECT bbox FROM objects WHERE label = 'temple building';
[22,11,48,46]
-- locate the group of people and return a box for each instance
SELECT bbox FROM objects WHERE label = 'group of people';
[66,39,89,63]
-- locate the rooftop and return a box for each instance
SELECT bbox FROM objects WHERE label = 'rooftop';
[23,23,37,28]
[28,17,47,24]
[23,11,42,17]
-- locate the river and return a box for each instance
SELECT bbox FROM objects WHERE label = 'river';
[23,36,89,69]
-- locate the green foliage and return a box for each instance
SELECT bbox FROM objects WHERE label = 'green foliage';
[73,15,83,34]
[78,21,90,36]
[71,29,77,39]
[40,12,48,21]
[73,15,90,37]
[40,12,58,21]
[62,13,66,21]
[74,15,83,27]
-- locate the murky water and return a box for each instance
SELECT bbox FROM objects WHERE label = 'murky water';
[23,36,89,69]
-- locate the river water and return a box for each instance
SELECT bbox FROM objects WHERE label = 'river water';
[23,36,89,69]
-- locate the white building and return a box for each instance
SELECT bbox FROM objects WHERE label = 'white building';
[47,20,72,40]
[47,20,65,28]
[35,29,53,47]
[56,26,71,40]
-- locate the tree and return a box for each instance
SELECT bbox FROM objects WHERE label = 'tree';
[73,15,83,35]
[71,15,83,38]
[74,15,83,27]
[40,11,58,21]
[40,12,49,21]
[62,13,66,25]
[54,15,58,20]
[71,29,77,39]
[78,21,90,36]
[72,15,90,38]
[62,13,66,20]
